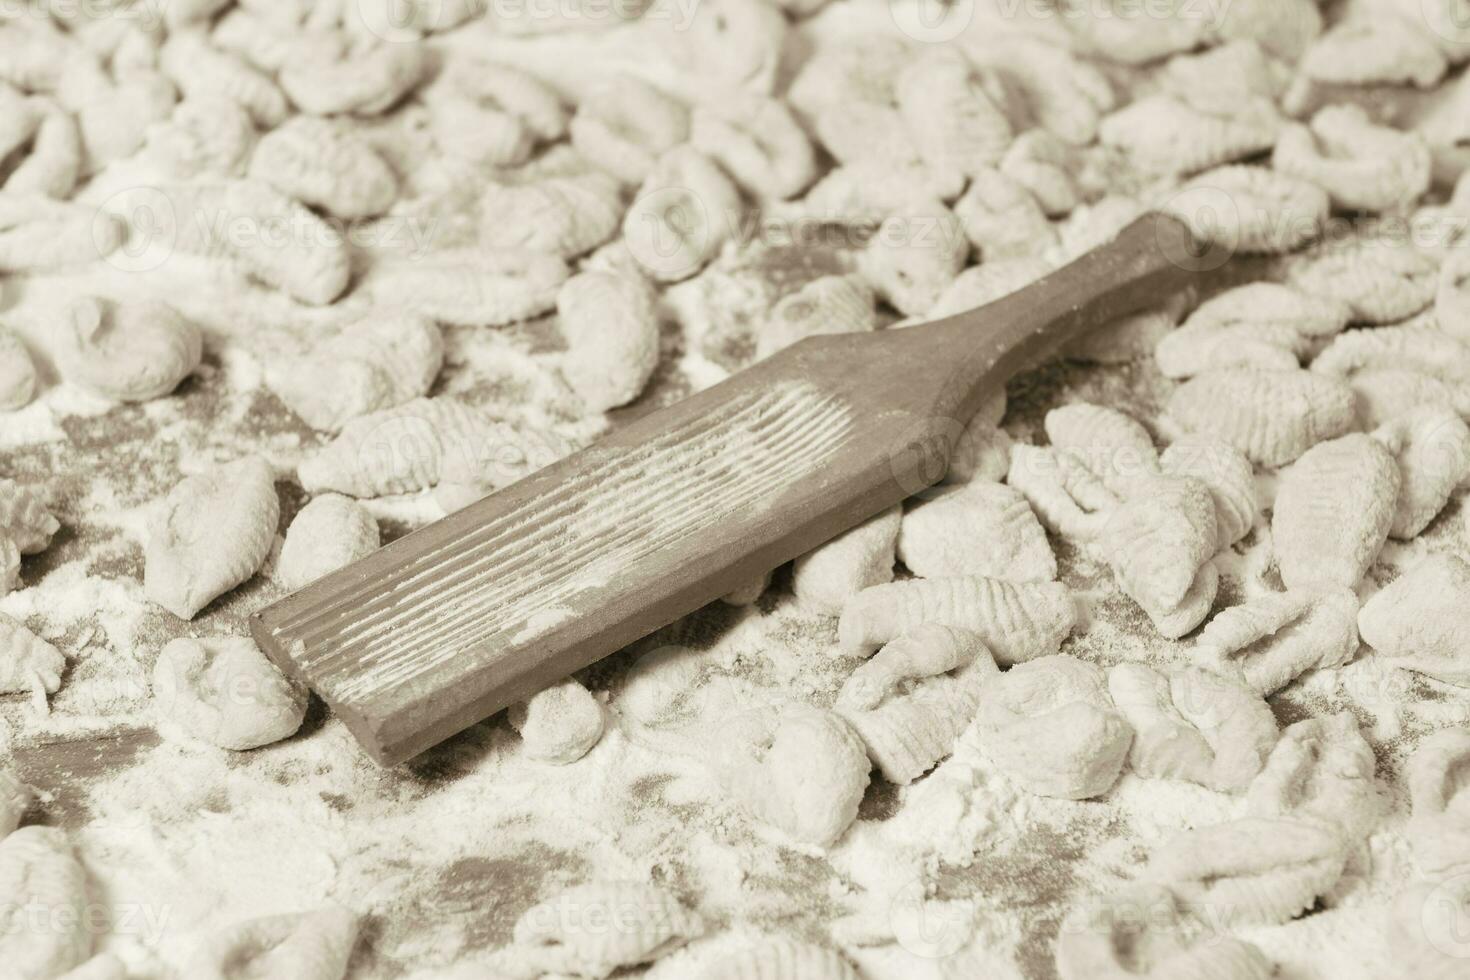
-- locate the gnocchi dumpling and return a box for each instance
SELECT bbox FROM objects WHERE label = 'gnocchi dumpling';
[507,882,703,979]
[0,612,67,701]
[1246,712,1380,845]
[557,270,660,412]
[184,906,358,980]
[0,826,91,978]
[897,482,1056,582]
[1165,368,1356,467]
[1406,727,1470,877]
[152,635,307,750]
[276,494,379,592]
[0,326,36,411]
[144,456,279,619]
[1358,554,1470,687]
[974,655,1132,800]
[0,478,58,556]
[623,147,741,283]
[59,296,202,403]
[1372,407,1470,540]
[1195,588,1359,696]
[790,506,901,616]
[508,677,605,765]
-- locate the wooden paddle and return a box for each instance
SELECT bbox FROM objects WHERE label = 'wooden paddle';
[251,212,1214,766]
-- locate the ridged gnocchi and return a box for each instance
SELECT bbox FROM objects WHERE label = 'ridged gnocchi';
[898,482,1055,582]
[0,826,91,978]
[1195,588,1359,696]
[427,61,565,166]
[857,200,967,316]
[1271,434,1399,593]
[838,634,996,785]
[59,296,203,403]
[1165,368,1356,467]
[691,94,815,201]
[954,168,1055,261]
[1146,817,1345,927]
[840,574,1077,666]
[268,313,443,433]
[361,248,568,327]
[276,494,379,592]
[712,704,869,846]
[895,52,1013,188]
[1358,553,1470,687]
[249,116,398,219]
[507,882,703,979]
[1098,475,1218,638]
[144,456,279,620]
[160,30,287,128]
[975,654,1132,800]
[756,275,874,359]
[1288,242,1439,325]
[143,94,255,179]
[790,506,900,616]
[697,938,860,980]
[570,76,689,186]
[1006,443,1119,542]
[1246,712,1379,845]
[1163,165,1329,255]
[557,270,660,412]
[184,906,358,980]
[0,193,125,272]
[508,677,605,765]
[1373,407,1470,539]
[1160,434,1258,549]
[297,397,498,498]
[153,635,306,750]
[624,147,742,283]
[278,38,427,116]
[1044,402,1159,495]
[479,173,624,259]
[1108,663,1277,792]
[1099,95,1280,176]
[1272,105,1432,213]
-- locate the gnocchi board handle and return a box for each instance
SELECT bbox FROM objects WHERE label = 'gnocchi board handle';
[251,211,1216,766]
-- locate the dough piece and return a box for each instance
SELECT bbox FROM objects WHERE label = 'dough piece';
[1347,368,1470,430]
[1066,307,1178,365]
[623,147,741,283]
[974,655,1132,800]
[1160,434,1257,549]
[1185,283,1351,340]
[277,494,379,592]
[508,882,703,979]
[160,30,287,127]
[1272,105,1431,213]
[0,326,36,411]
[143,94,255,179]
[756,276,875,359]
[896,51,1013,188]
[0,827,90,979]
[278,39,427,116]
[145,456,279,619]
[1045,403,1159,494]
[570,75,689,186]
[1006,443,1120,542]
[697,938,860,980]
[1246,712,1379,845]
[1312,324,1470,383]
[1145,562,1219,641]
[713,704,870,846]
[361,248,568,327]
[839,575,1078,666]
[785,34,913,118]
[945,417,1013,485]
[507,678,604,765]
[1054,883,1273,980]
[897,482,1056,582]
[0,193,125,272]
[1359,554,1470,687]
[790,506,901,615]
[1001,130,1083,218]
[1154,318,1306,379]
[1288,243,1438,325]
[249,115,397,219]
[1108,663,1277,792]
[1372,407,1470,539]
[59,296,203,403]
[691,92,815,201]
[1271,434,1399,593]
[1098,475,1217,624]
[954,167,1056,261]
[0,613,66,700]
[558,271,659,412]
[1195,588,1359,696]
[926,256,1052,318]
[1406,727,1470,877]
[1166,368,1357,467]
[978,35,1117,145]
[153,636,306,750]
[268,314,443,434]
[297,398,499,498]
[479,173,624,260]
[0,479,58,555]
[1146,817,1345,927]
[1437,248,1470,345]
[837,628,996,784]
[1101,93,1281,175]
[0,765,30,838]
[857,200,968,316]
[185,906,358,980]
[677,0,787,95]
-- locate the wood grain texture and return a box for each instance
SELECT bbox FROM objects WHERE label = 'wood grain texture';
[251,212,1210,766]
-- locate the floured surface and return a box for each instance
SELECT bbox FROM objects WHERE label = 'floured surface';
[2,5,1470,980]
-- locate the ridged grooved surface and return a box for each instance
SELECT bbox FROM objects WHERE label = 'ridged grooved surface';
[266,383,852,707]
